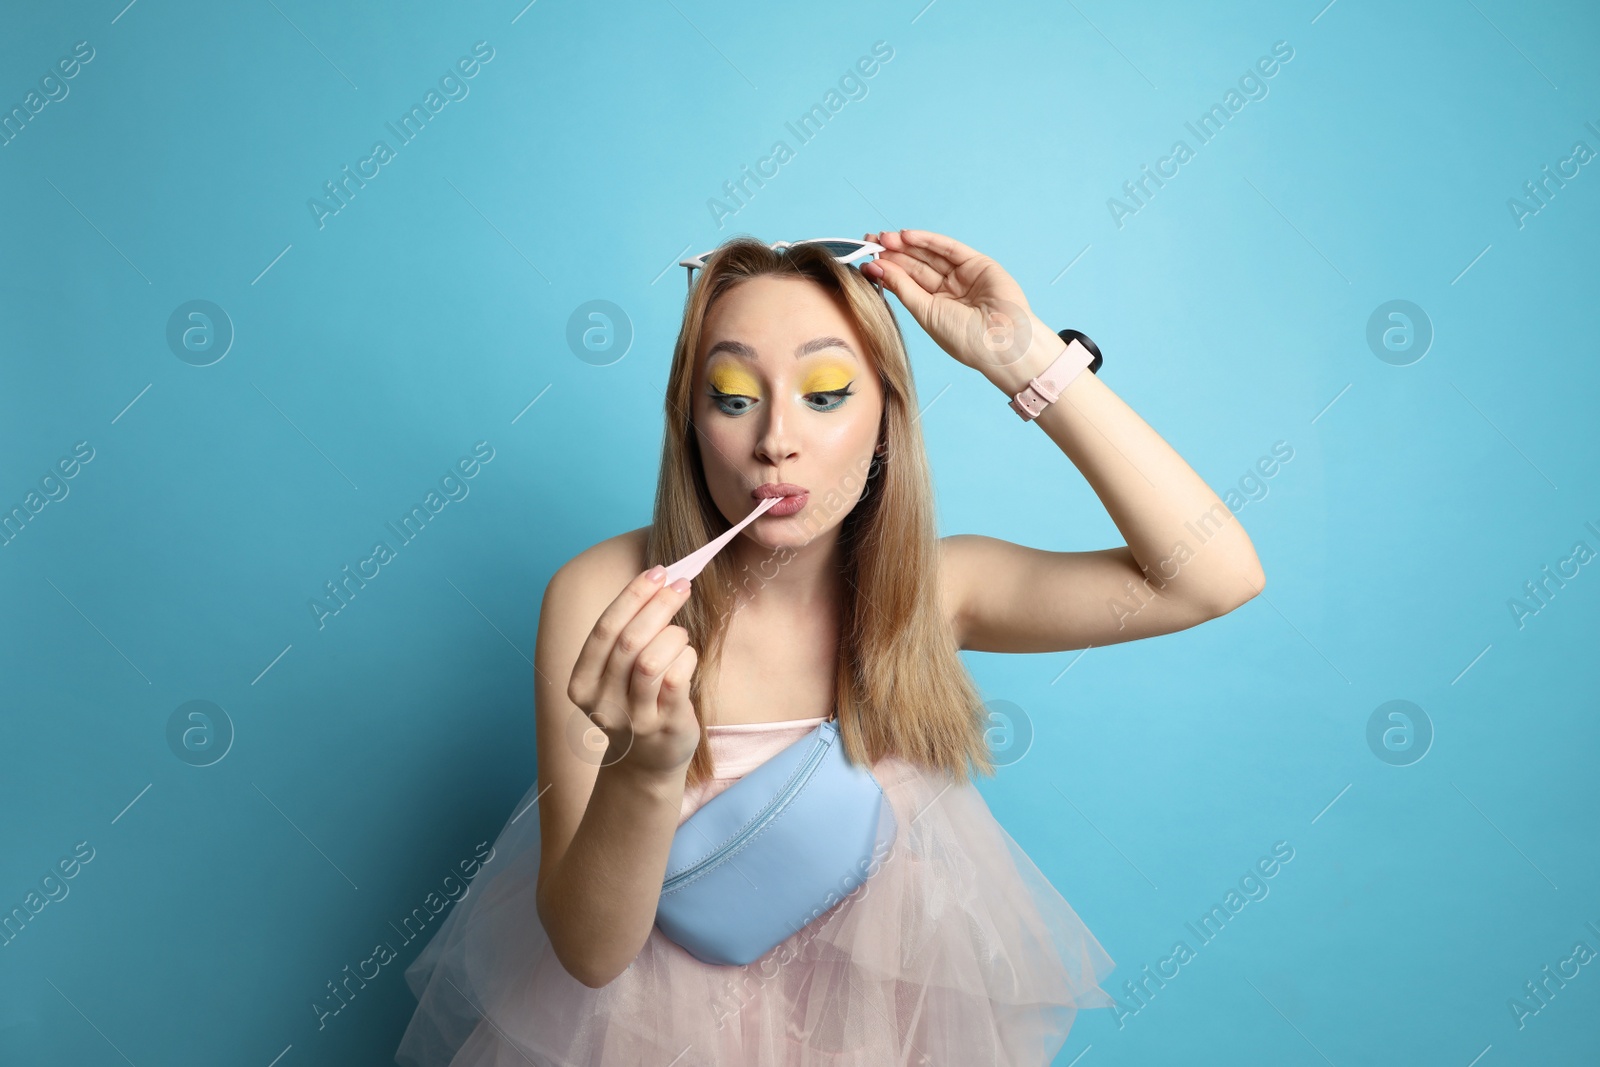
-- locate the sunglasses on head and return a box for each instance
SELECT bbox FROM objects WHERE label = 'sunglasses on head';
[678,238,887,293]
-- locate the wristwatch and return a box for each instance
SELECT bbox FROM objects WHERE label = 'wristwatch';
[1008,329,1103,422]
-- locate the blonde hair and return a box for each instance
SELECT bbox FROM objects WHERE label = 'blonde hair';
[646,236,996,792]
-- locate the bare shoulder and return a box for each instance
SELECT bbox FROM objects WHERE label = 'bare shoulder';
[549,526,651,600]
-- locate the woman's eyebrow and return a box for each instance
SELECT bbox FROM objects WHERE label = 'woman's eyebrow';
[705,336,859,362]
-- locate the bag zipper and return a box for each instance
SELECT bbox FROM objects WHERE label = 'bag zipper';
[661,731,832,894]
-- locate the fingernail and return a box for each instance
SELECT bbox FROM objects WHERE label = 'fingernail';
[669,577,690,593]
[646,566,665,582]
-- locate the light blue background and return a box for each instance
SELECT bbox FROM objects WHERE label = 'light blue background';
[2,1,1597,1064]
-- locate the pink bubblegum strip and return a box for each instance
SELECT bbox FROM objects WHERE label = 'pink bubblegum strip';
[661,495,781,586]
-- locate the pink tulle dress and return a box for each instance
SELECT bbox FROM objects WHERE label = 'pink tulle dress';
[394,715,1117,1066]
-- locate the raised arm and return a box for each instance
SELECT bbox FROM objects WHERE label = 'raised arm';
[864,229,1264,654]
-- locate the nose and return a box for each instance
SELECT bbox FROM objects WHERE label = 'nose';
[754,400,799,467]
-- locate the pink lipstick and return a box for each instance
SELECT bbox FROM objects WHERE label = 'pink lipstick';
[753,482,808,518]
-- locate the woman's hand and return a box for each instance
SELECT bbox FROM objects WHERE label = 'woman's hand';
[565,568,703,779]
[860,228,1051,379]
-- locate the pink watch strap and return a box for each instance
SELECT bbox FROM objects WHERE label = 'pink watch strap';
[1008,337,1095,421]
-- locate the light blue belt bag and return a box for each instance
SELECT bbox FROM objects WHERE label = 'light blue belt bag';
[654,717,898,966]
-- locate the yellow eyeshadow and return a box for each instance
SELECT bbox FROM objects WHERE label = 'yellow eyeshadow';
[801,363,855,393]
[708,365,762,396]
[706,359,855,397]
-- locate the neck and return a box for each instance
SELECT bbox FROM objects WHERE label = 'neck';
[725,524,848,620]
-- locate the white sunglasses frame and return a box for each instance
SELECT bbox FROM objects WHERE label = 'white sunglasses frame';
[678,237,887,293]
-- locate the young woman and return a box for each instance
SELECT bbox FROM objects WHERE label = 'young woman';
[396,231,1265,1065]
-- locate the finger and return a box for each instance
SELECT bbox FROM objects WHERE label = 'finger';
[878,228,959,279]
[567,568,668,707]
[900,229,986,270]
[602,578,693,698]
[585,704,621,738]
[627,624,690,714]
[870,256,936,322]
[879,248,950,297]
[659,644,700,720]
[874,228,908,257]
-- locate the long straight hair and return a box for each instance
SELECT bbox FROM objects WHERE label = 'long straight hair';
[645,237,995,792]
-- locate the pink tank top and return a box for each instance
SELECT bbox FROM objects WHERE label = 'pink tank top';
[677,714,830,826]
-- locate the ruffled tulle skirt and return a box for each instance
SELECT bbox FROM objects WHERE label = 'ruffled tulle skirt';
[394,754,1117,1066]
